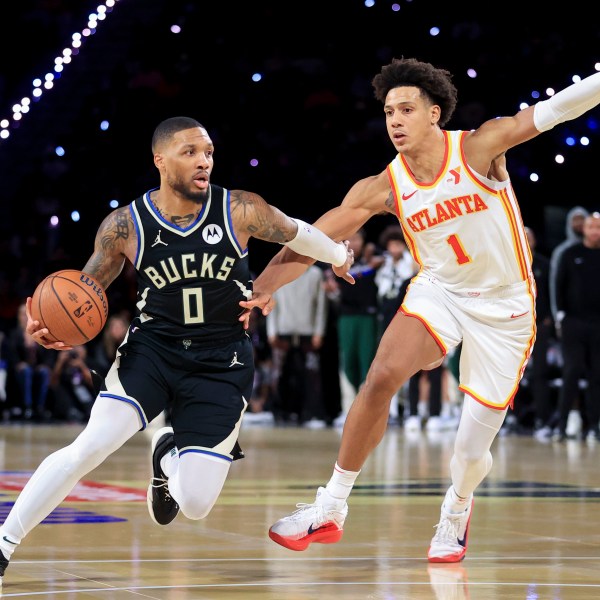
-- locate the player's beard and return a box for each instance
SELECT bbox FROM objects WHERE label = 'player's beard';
[170,175,209,203]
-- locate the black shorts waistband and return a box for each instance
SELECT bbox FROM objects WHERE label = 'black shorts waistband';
[137,327,247,349]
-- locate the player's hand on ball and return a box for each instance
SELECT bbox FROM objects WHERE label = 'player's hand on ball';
[25,297,73,351]
[332,240,355,284]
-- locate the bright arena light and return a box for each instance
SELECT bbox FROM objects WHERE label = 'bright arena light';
[0,1,121,143]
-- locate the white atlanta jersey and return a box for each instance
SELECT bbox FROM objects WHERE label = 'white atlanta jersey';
[387,130,532,294]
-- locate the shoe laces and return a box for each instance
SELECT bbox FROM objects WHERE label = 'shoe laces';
[289,501,324,521]
[151,477,174,502]
[432,512,463,543]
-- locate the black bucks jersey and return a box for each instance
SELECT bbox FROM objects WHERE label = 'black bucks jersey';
[129,185,252,344]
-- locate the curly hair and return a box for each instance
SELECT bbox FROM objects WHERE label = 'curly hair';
[372,58,458,128]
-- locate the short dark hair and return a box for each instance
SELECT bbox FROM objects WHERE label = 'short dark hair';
[151,116,205,153]
[379,225,406,249]
[372,57,458,127]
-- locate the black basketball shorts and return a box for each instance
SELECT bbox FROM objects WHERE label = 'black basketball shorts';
[99,328,254,452]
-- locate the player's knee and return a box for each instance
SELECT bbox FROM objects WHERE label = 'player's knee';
[365,361,403,400]
[178,494,217,520]
[454,440,491,467]
[58,442,106,475]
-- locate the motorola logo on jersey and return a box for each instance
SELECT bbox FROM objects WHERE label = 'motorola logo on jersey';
[202,224,223,244]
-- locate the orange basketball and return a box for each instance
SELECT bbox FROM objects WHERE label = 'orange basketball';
[30,269,109,346]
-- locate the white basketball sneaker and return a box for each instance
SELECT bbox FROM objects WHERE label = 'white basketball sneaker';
[269,487,348,551]
[428,487,473,563]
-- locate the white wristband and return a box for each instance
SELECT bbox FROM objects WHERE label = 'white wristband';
[533,71,600,132]
[283,219,347,267]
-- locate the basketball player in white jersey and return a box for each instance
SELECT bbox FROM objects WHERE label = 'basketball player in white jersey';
[240,58,600,562]
[0,116,355,586]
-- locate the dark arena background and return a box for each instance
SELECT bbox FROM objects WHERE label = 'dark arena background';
[0,0,598,299]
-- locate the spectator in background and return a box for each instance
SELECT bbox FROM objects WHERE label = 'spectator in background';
[6,301,54,421]
[396,275,447,434]
[549,206,589,320]
[49,344,95,423]
[547,207,589,440]
[0,333,8,414]
[375,224,416,424]
[375,224,416,337]
[86,312,132,422]
[405,363,445,433]
[244,307,276,424]
[327,229,382,427]
[554,212,600,442]
[523,227,555,439]
[265,265,328,428]
[87,312,130,379]
[0,274,22,337]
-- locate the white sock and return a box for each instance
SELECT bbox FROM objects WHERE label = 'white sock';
[160,447,177,478]
[325,462,360,501]
[446,486,472,514]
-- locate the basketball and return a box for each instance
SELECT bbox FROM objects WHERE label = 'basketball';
[30,269,109,346]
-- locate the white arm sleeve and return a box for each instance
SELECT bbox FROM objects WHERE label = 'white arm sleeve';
[533,71,600,132]
[283,219,348,267]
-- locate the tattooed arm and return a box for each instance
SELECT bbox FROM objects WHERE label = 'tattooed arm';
[81,207,134,290]
[26,207,135,349]
[230,188,354,270]
[229,189,301,249]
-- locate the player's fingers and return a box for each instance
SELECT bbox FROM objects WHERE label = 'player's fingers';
[25,296,33,319]
[238,308,252,328]
[261,297,276,316]
[238,300,258,311]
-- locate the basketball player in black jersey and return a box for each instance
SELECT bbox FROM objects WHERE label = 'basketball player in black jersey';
[0,116,354,584]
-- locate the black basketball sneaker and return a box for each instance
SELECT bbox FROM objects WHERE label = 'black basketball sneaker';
[147,427,180,525]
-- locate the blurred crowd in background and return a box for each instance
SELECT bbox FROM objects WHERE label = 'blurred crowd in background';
[0,1,599,439]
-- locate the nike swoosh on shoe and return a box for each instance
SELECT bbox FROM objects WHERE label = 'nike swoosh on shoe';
[307,523,324,535]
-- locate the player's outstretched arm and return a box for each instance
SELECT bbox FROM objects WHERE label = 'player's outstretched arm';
[532,70,600,133]
[230,189,354,278]
[237,173,391,324]
[473,70,600,159]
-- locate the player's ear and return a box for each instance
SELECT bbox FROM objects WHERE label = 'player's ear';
[430,105,441,125]
[154,153,164,170]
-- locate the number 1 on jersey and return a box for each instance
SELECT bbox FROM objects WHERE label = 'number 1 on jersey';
[446,234,471,265]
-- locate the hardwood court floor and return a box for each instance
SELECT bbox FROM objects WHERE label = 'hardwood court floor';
[1,421,600,599]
